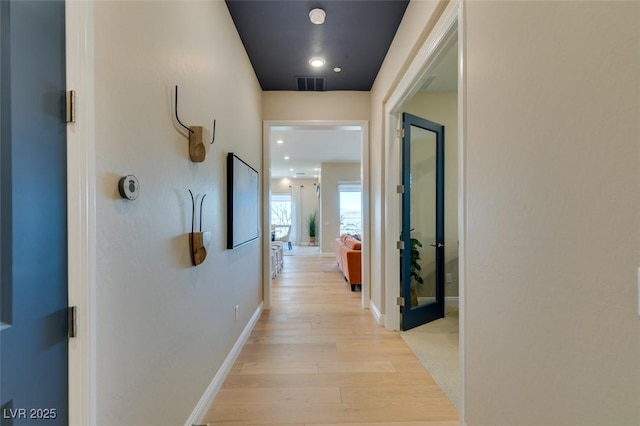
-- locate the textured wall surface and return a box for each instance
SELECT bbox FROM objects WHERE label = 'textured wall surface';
[464,1,640,424]
[93,2,262,424]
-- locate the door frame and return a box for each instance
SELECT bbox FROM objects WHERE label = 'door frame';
[384,0,459,330]
[262,120,370,310]
[382,0,465,419]
[400,113,446,330]
[66,1,97,424]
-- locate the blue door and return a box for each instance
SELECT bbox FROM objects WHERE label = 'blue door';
[1,0,68,424]
[400,113,445,331]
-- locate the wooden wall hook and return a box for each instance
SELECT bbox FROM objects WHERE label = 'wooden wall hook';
[175,86,215,163]
[189,231,211,266]
[189,126,206,162]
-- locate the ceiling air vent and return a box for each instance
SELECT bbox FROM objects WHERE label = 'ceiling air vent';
[295,76,326,91]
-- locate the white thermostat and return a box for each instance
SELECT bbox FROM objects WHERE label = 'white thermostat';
[118,175,140,200]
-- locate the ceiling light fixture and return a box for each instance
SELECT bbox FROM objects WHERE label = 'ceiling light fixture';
[284,156,290,160]
[333,67,342,73]
[276,139,284,144]
[309,8,326,25]
[309,57,325,68]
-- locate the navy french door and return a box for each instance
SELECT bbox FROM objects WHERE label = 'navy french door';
[1,0,68,424]
[400,113,445,331]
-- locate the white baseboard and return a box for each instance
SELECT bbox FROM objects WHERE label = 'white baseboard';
[370,300,385,325]
[185,303,263,426]
[445,296,459,308]
[368,298,456,327]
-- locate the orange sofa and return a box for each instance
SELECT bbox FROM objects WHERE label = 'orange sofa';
[334,235,362,291]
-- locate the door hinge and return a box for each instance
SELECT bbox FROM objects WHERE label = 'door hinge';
[65,90,76,123]
[396,184,404,194]
[68,306,77,338]
[396,128,405,138]
[396,240,404,250]
[397,296,405,306]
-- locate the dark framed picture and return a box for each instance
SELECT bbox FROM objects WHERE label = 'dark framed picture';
[227,153,259,249]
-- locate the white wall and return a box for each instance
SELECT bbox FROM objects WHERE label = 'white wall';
[406,92,458,297]
[319,163,361,253]
[262,92,370,121]
[271,178,319,246]
[93,2,262,424]
[464,1,640,424]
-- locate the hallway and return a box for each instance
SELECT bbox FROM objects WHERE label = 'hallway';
[204,248,458,425]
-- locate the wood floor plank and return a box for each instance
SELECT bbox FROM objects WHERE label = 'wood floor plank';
[318,360,396,374]
[335,341,411,353]
[204,247,457,425]
[206,402,457,424]
[250,327,389,337]
[219,372,437,389]
[238,361,319,375]
[339,385,452,403]
[249,333,401,344]
[214,387,341,404]
[309,422,459,426]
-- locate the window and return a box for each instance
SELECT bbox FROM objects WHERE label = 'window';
[339,183,362,235]
[271,193,291,239]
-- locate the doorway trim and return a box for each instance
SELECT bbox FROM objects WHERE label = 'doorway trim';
[382,0,464,420]
[66,1,97,424]
[384,0,459,330]
[262,120,370,310]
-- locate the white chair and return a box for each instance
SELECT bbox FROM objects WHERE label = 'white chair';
[270,247,277,278]
[271,243,283,276]
[274,225,292,250]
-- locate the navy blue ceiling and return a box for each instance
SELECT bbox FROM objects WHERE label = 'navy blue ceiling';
[225,1,409,91]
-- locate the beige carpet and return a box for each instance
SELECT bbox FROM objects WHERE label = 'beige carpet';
[401,308,460,411]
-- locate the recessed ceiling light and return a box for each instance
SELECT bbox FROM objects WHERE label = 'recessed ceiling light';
[276,139,284,144]
[314,168,320,171]
[309,57,325,68]
[289,168,294,172]
[309,8,326,25]
[333,67,342,73]
[284,156,290,160]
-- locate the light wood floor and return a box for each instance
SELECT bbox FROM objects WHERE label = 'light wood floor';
[204,247,458,425]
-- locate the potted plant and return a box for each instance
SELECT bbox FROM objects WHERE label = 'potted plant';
[307,211,317,245]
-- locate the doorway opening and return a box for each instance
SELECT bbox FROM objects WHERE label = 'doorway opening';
[262,121,370,310]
